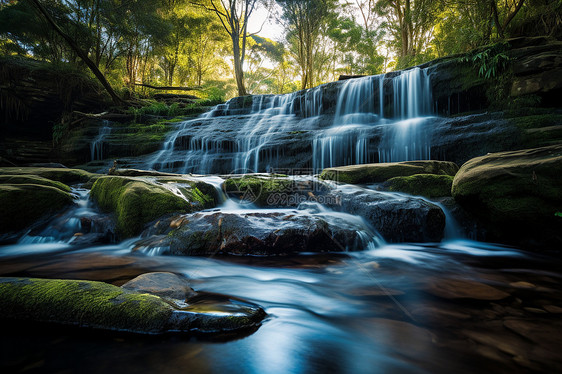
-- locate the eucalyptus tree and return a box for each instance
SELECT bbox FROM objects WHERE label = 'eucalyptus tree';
[276,0,337,89]
[193,0,260,96]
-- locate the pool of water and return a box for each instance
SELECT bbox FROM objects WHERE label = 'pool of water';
[1,239,561,373]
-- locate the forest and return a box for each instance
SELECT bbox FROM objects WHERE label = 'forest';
[1,0,560,100]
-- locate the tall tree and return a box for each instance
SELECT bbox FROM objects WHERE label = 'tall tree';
[194,0,259,96]
[277,0,335,89]
[28,0,123,104]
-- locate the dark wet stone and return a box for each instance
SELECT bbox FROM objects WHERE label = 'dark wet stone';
[121,272,197,301]
[424,278,510,300]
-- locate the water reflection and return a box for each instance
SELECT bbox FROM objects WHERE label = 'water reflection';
[1,239,561,373]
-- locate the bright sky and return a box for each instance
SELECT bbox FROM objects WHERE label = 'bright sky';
[247,3,285,42]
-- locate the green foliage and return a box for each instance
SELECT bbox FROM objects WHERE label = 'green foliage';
[461,42,511,79]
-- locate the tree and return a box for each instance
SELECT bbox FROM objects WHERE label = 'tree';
[375,0,442,67]
[194,0,259,96]
[277,0,336,89]
[28,0,123,104]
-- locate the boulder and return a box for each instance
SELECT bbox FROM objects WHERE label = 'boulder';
[383,174,454,198]
[0,184,74,234]
[320,161,459,185]
[90,176,218,238]
[0,167,97,184]
[0,174,71,192]
[135,210,377,256]
[223,175,331,207]
[121,272,197,301]
[324,185,446,242]
[452,144,562,248]
[0,277,265,334]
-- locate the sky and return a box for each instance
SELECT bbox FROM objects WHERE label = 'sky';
[247,3,285,42]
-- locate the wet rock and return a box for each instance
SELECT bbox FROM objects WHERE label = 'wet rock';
[137,210,375,256]
[223,175,331,207]
[452,144,562,249]
[424,278,510,300]
[382,174,454,198]
[0,277,265,334]
[121,272,197,301]
[324,185,446,242]
[90,176,218,238]
[0,167,97,184]
[320,160,459,184]
[0,184,74,234]
[0,174,71,192]
[504,318,562,353]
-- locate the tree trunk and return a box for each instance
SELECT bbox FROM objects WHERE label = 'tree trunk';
[232,32,247,96]
[29,0,123,105]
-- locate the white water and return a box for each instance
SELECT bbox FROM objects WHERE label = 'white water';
[146,67,434,174]
[90,123,111,161]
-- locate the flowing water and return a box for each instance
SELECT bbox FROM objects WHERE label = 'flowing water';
[90,124,112,161]
[1,186,562,373]
[146,68,434,174]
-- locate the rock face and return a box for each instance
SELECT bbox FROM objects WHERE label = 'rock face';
[383,174,454,198]
[136,209,377,256]
[324,185,446,242]
[0,183,74,235]
[452,144,562,248]
[0,277,265,334]
[320,161,459,184]
[90,176,218,238]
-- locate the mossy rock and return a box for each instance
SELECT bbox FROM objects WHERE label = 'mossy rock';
[223,175,329,207]
[0,174,71,192]
[320,161,459,184]
[0,184,74,234]
[0,277,265,335]
[90,176,217,238]
[384,174,454,198]
[0,167,97,184]
[452,144,562,247]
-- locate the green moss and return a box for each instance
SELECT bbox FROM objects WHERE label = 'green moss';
[320,161,459,184]
[0,184,74,233]
[452,145,562,227]
[510,113,562,130]
[0,175,70,192]
[385,174,454,198]
[0,167,97,184]
[224,176,294,206]
[90,176,209,237]
[0,277,173,334]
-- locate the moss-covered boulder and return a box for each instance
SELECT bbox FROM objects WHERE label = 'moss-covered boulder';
[0,167,97,184]
[90,176,218,237]
[0,184,74,234]
[0,277,265,334]
[383,174,455,198]
[223,175,330,207]
[0,174,71,192]
[320,161,459,185]
[452,144,562,248]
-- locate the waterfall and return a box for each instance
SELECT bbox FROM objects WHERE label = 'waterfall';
[312,67,433,170]
[90,123,111,161]
[146,66,434,174]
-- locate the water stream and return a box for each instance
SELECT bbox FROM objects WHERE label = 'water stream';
[146,68,434,174]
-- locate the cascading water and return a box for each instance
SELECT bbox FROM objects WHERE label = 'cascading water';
[90,123,111,161]
[146,67,434,174]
